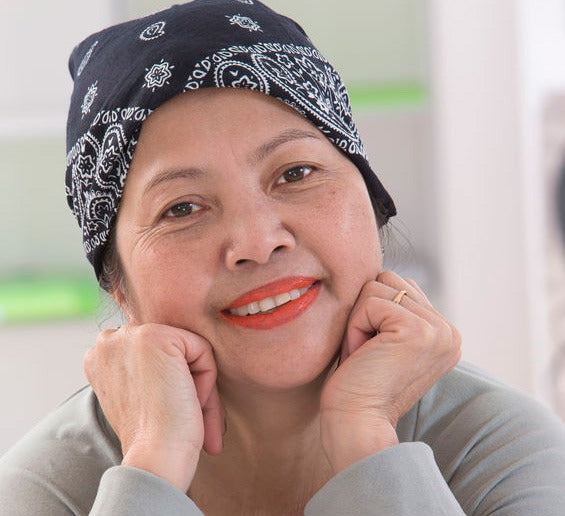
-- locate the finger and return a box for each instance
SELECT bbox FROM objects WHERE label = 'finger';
[376,271,431,308]
[405,278,430,303]
[376,272,460,344]
[342,273,456,360]
[343,294,428,358]
[178,333,218,408]
[202,385,224,455]
[377,271,449,323]
[357,280,441,327]
[83,328,119,382]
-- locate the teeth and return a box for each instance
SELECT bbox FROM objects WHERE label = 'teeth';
[289,289,301,300]
[259,297,276,312]
[248,302,260,314]
[275,292,291,305]
[228,286,312,316]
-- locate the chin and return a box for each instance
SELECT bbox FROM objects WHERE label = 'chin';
[216,335,340,392]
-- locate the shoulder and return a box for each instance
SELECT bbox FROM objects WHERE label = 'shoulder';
[0,386,121,514]
[402,362,565,513]
[417,361,562,435]
[408,361,565,448]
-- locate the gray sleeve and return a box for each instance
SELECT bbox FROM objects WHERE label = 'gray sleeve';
[0,464,204,516]
[89,466,203,515]
[417,367,565,515]
[306,364,565,515]
[305,442,465,515]
[0,387,205,515]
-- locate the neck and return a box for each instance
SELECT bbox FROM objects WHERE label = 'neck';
[190,368,335,512]
[223,374,323,441]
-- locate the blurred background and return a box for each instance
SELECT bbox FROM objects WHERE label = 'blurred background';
[1,0,565,455]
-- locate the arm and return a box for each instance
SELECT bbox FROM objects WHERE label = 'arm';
[0,322,223,515]
[308,363,565,515]
[418,364,565,515]
[305,443,465,515]
[90,466,204,515]
[0,465,205,516]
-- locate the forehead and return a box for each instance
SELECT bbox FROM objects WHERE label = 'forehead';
[144,87,316,133]
[131,88,331,166]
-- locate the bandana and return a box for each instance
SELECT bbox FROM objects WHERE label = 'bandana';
[65,0,396,280]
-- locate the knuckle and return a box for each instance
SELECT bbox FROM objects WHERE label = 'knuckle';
[417,320,436,343]
[131,323,163,348]
[95,328,115,346]
[437,319,452,343]
[452,326,463,348]
[83,348,96,380]
[376,270,396,285]
[132,323,154,340]
[358,280,380,298]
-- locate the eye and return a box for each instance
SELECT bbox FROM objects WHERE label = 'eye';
[277,165,314,184]
[163,201,202,218]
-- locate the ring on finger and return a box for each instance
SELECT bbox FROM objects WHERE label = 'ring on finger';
[392,289,408,304]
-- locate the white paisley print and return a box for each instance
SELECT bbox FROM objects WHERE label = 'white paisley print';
[81,81,98,117]
[144,59,174,91]
[77,40,98,77]
[139,21,166,41]
[66,107,152,255]
[226,14,262,32]
[184,44,365,157]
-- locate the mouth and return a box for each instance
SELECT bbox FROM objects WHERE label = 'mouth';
[220,277,321,330]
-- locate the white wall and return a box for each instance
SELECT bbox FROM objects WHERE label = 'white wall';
[517,0,565,408]
[430,0,565,402]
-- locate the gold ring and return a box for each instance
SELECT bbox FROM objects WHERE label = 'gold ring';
[392,290,408,304]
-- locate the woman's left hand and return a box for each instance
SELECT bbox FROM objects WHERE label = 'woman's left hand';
[320,270,461,473]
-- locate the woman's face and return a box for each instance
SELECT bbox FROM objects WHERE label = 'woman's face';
[114,88,382,389]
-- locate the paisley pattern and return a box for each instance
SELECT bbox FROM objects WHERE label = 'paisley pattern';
[139,21,166,41]
[77,40,98,77]
[226,14,262,32]
[80,82,98,117]
[185,45,364,155]
[144,60,174,91]
[66,0,395,279]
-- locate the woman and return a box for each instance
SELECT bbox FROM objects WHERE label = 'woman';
[1,1,564,514]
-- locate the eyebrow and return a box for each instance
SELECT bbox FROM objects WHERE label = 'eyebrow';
[142,128,322,197]
[143,167,204,198]
[251,128,322,164]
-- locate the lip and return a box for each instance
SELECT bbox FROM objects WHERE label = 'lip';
[220,276,320,330]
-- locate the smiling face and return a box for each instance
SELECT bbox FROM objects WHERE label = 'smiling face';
[113,88,382,390]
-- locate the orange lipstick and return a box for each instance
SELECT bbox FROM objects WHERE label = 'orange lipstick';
[220,277,320,329]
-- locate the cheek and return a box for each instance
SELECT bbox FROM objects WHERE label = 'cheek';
[126,237,216,325]
[315,184,382,273]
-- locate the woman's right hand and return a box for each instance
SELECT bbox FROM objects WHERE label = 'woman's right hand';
[83,323,224,493]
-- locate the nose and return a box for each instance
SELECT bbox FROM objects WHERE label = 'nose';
[223,195,296,269]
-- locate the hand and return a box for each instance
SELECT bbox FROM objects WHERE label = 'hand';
[83,323,224,492]
[320,271,461,472]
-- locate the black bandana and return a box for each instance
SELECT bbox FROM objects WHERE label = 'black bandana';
[65,0,396,279]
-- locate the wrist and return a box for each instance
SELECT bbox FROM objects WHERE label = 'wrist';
[122,441,201,493]
[320,411,399,473]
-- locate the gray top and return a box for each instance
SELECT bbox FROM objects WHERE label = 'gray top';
[1,362,565,515]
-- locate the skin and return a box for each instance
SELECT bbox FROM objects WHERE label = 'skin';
[84,88,461,514]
